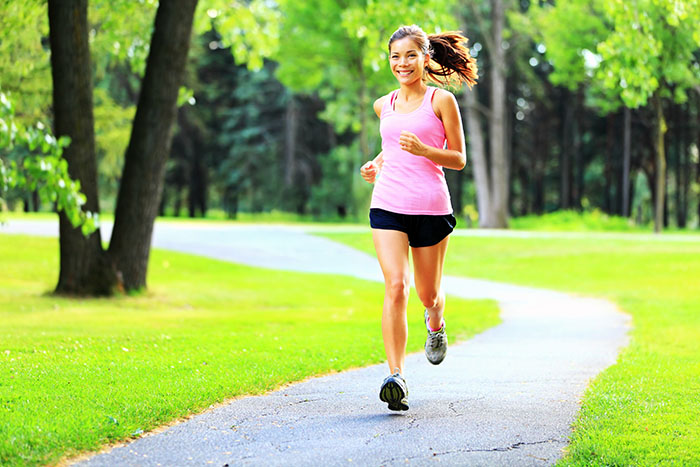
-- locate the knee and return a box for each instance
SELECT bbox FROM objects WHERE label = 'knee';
[385,276,410,304]
[418,289,441,310]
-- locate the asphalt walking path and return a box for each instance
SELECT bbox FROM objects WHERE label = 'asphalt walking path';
[2,220,630,466]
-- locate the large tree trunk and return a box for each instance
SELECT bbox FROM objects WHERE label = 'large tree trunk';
[488,0,509,228]
[463,89,491,226]
[622,106,632,216]
[109,0,199,290]
[652,93,667,233]
[49,0,116,295]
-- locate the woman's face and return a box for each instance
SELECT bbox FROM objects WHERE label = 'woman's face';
[389,37,429,85]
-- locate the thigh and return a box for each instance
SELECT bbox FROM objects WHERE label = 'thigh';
[372,229,410,283]
[411,234,449,297]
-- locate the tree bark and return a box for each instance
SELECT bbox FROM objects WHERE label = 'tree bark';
[560,90,572,210]
[696,93,700,230]
[675,102,688,228]
[109,0,199,290]
[488,0,509,228]
[463,88,491,226]
[49,0,116,296]
[604,113,614,213]
[622,106,631,217]
[284,96,298,188]
[652,93,667,233]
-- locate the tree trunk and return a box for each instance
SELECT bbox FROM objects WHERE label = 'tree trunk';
[604,114,614,213]
[445,169,464,216]
[49,0,117,296]
[622,106,631,216]
[675,102,688,228]
[573,91,584,210]
[463,88,491,226]
[109,0,199,290]
[696,93,700,230]
[284,96,298,188]
[488,0,509,228]
[652,93,667,233]
[560,90,572,210]
[533,105,546,214]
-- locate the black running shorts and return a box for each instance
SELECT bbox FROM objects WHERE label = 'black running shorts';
[369,208,456,248]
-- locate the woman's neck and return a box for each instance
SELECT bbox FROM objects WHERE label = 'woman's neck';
[397,81,427,101]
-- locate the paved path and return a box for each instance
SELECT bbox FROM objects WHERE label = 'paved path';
[1,220,630,466]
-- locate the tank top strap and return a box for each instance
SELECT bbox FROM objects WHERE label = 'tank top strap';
[421,86,437,109]
[382,90,399,115]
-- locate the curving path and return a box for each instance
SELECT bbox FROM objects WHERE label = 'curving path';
[1,220,630,466]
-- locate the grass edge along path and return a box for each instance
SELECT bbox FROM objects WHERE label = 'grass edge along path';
[317,231,700,466]
[0,234,499,466]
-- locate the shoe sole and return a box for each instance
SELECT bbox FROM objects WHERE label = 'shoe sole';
[379,380,409,411]
[426,352,446,365]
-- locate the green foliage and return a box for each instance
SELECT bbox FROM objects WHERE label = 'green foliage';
[309,141,373,218]
[92,88,135,208]
[0,92,97,234]
[531,0,700,111]
[89,0,158,78]
[0,0,52,125]
[275,0,460,134]
[526,0,609,91]
[195,0,281,70]
[213,58,289,214]
[0,233,498,465]
[597,0,700,108]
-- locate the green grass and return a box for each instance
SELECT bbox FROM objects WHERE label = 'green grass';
[509,209,651,232]
[319,230,700,465]
[2,209,366,226]
[0,234,498,466]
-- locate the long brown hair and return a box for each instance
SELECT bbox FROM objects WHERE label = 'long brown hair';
[388,25,478,89]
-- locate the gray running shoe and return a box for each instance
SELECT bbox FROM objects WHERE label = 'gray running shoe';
[379,369,409,411]
[424,309,447,365]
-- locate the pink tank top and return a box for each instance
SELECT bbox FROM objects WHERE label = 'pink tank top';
[370,87,452,215]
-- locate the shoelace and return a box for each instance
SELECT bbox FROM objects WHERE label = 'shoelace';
[428,330,445,349]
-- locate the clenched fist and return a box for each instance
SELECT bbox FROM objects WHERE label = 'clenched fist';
[399,130,427,156]
[360,152,384,184]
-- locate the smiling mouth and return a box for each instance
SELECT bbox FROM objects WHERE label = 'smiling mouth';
[397,70,413,76]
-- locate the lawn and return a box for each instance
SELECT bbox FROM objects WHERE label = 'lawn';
[0,233,498,466]
[319,230,700,465]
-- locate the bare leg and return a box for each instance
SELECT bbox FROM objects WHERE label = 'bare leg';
[412,235,450,330]
[372,229,410,374]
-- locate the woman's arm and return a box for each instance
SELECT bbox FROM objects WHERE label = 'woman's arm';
[360,95,390,184]
[398,89,466,170]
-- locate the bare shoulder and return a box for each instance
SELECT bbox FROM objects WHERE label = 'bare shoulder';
[373,93,391,118]
[431,88,459,119]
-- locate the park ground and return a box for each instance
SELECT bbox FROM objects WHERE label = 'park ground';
[1,212,699,465]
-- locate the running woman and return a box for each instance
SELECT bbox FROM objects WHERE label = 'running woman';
[360,25,477,411]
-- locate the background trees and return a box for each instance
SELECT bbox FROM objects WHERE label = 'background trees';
[2,0,700,295]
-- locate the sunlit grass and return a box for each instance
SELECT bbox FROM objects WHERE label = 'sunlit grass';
[0,234,498,466]
[320,230,700,465]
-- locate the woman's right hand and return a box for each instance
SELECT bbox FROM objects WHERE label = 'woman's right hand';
[360,152,383,184]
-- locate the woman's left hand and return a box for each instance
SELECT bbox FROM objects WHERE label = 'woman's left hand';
[399,130,427,156]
